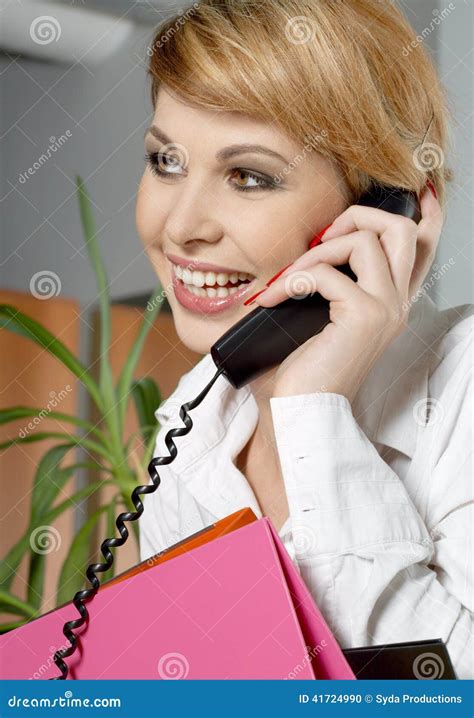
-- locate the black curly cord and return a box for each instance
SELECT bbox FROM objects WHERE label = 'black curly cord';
[51,366,224,680]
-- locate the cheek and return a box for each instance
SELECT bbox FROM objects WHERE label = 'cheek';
[135,173,166,247]
[241,199,308,269]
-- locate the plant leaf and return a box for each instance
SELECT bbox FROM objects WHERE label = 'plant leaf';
[116,286,162,434]
[27,445,79,608]
[0,304,103,413]
[56,503,110,606]
[130,377,161,447]
[76,176,122,461]
[0,406,107,444]
[0,431,114,465]
[0,479,113,591]
[0,590,37,619]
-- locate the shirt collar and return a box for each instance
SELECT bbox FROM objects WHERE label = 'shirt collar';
[154,292,451,477]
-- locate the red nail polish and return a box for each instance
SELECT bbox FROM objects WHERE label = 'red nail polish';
[243,288,267,306]
[309,223,332,249]
[426,179,438,199]
[265,263,292,287]
[243,263,293,306]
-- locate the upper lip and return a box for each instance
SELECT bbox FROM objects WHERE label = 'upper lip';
[166,253,255,276]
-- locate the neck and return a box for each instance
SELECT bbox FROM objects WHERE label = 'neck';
[247,366,280,448]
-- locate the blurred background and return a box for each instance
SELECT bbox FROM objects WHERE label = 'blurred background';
[0,0,472,631]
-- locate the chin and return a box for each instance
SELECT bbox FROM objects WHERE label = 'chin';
[171,311,218,357]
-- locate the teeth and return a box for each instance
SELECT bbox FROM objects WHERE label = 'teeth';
[184,284,240,298]
[172,262,254,290]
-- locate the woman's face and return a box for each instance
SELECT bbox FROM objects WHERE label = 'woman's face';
[136,86,349,355]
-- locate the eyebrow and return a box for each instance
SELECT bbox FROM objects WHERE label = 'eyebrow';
[144,125,289,164]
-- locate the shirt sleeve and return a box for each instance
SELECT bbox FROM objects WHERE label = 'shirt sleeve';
[269,387,473,679]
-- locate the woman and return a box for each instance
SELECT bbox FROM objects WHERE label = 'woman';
[135,0,472,678]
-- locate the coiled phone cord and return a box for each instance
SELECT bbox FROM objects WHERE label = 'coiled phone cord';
[51,366,225,680]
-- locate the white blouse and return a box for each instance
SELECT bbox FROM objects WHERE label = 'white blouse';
[139,293,473,679]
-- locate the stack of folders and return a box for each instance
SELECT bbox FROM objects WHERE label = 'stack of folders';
[0,508,455,680]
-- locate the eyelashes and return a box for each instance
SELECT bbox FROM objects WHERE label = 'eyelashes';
[143,151,280,193]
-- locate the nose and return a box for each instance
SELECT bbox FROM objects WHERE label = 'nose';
[164,178,223,248]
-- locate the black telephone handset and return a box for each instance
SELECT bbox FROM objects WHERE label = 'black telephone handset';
[51,184,421,679]
[211,185,421,389]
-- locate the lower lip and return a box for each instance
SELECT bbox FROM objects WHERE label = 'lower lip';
[171,265,258,315]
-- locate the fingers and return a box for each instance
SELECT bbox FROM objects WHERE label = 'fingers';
[257,230,395,305]
[322,206,418,299]
[255,260,363,306]
[408,185,444,297]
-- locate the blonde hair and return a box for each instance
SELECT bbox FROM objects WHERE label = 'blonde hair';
[147,0,453,207]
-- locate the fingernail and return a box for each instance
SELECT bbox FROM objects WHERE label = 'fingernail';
[309,223,333,248]
[265,263,292,287]
[243,287,268,306]
[426,179,438,199]
[243,263,293,306]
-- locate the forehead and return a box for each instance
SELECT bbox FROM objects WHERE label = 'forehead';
[151,86,298,154]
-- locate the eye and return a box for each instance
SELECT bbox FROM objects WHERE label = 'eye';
[144,151,185,178]
[228,168,278,192]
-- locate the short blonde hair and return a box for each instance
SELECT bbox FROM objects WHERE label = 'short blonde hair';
[147,0,453,207]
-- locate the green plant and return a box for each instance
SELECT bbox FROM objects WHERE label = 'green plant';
[0,176,164,631]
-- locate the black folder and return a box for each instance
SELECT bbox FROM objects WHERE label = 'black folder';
[342,639,456,679]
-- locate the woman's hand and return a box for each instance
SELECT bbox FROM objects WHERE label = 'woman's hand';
[254,185,443,403]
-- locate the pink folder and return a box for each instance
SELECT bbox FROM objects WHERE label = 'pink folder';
[0,517,355,680]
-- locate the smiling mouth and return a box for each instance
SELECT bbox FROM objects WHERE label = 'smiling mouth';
[170,261,254,298]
